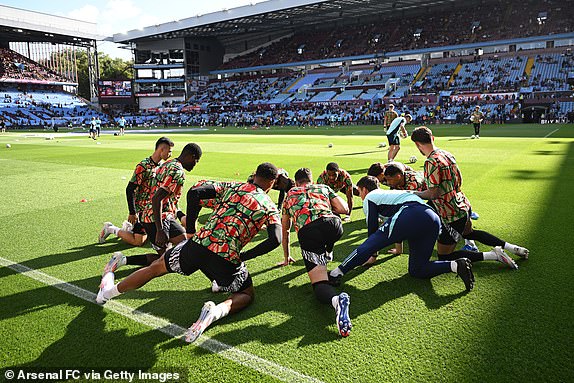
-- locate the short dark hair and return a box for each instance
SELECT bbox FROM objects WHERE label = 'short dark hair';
[367,162,384,177]
[294,168,312,183]
[383,163,405,177]
[155,136,174,149]
[356,176,379,192]
[326,162,339,171]
[411,126,433,144]
[181,143,202,158]
[256,162,278,180]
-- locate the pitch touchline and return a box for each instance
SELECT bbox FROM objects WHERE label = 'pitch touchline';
[0,256,324,383]
[544,128,560,138]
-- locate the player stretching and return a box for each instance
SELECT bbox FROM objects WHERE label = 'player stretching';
[99,137,174,247]
[317,162,355,222]
[329,176,475,291]
[282,168,352,337]
[386,114,412,162]
[410,127,529,268]
[97,163,282,343]
[470,106,484,139]
[99,143,202,274]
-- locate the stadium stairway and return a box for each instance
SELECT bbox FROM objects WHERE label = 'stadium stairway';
[447,63,463,87]
[524,56,535,77]
[413,65,430,84]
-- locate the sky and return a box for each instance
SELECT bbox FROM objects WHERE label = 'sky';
[1,0,268,59]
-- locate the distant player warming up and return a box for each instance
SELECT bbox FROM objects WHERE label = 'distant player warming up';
[386,114,412,162]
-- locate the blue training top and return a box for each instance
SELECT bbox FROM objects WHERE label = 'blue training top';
[386,116,406,136]
[362,189,427,236]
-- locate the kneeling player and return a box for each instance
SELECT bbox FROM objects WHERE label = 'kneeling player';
[282,168,352,337]
[329,176,475,291]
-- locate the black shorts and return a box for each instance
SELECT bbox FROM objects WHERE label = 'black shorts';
[438,210,471,245]
[387,132,400,146]
[132,221,146,236]
[141,217,185,250]
[164,240,253,293]
[298,216,343,271]
[473,122,481,129]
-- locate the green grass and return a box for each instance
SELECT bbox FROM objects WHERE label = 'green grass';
[0,123,573,382]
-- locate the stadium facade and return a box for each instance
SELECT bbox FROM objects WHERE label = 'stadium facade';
[112,0,574,109]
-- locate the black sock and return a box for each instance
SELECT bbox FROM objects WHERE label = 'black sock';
[464,230,505,247]
[126,254,158,266]
[438,250,484,262]
[312,281,338,305]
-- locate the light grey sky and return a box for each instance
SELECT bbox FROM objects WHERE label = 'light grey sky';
[2,0,268,59]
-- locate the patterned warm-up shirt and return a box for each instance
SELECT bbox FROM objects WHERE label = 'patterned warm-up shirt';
[390,170,427,192]
[316,169,353,193]
[384,110,399,127]
[129,157,159,215]
[282,184,337,232]
[470,110,484,123]
[424,149,471,223]
[191,183,281,264]
[191,179,241,209]
[141,158,186,223]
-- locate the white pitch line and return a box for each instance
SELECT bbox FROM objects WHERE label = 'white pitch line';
[0,256,324,383]
[544,128,560,138]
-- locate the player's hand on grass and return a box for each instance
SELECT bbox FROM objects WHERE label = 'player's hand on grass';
[387,248,402,255]
[128,214,137,225]
[155,231,168,248]
[361,255,378,267]
[277,256,296,267]
[342,216,351,222]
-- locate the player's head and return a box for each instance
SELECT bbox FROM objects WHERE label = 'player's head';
[383,163,405,189]
[475,106,480,110]
[326,162,340,182]
[411,126,434,156]
[294,168,313,186]
[405,114,413,122]
[253,162,278,192]
[367,162,385,183]
[179,143,202,171]
[389,104,395,110]
[276,173,295,191]
[155,136,175,160]
[356,176,379,200]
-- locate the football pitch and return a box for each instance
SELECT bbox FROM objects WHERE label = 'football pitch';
[0,123,573,383]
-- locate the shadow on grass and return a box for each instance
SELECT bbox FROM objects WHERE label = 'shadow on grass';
[462,141,574,382]
[0,240,132,277]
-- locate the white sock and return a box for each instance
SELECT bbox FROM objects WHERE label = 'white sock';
[504,242,525,255]
[119,256,127,267]
[482,250,497,260]
[330,268,343,277]
[331,295,339,310]
[450,261,457,273]
[212,302,231,322]
[110,225,120,235]
[104,283,121,300]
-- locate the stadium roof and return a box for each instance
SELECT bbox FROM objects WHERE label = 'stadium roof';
[112,0,463,45]
[0,5,104,46]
